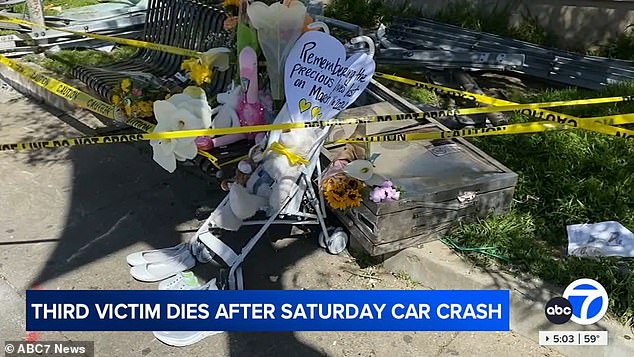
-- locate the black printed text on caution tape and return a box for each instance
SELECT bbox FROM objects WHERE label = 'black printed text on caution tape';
[373,72,634,139]
[3,56,634,151]
[0,55,117,119]
[336,122,568,143]
[3,110,634,152]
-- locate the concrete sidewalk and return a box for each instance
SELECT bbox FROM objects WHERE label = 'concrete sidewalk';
[0,79,564,357]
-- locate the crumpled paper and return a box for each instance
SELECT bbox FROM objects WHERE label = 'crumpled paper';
[566,221,634,257]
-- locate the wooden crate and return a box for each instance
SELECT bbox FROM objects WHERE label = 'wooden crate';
[322,96,518,256]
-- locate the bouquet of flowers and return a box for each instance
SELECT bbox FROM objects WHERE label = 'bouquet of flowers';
[369,180,403,203]
[320,145,367,211]
[322,171,365,211]
[111,77,169,120]
[320,145,403,211]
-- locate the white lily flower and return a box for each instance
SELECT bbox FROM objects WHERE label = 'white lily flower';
[150,87,212,173]
[344,160,373,180]
[344,160,383,185]
[247,1,307,101]
[199,47,231,72]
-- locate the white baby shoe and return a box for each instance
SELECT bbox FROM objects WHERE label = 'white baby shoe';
[129,253,196,282]
[126,243,191,266]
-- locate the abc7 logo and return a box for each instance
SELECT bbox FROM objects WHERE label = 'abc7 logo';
[545,297,573,324]
[544,278,609,325]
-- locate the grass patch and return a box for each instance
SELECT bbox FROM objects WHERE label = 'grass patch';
[445,83,634,326]
[591,27,634,60]
[324,0,387,28]
[422,0,557,47]
[24,47,138,76]
[0,29,18,36]
[405,86,438,106]
[7,0,100,16]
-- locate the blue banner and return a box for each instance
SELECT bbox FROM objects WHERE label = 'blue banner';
[26,290,510,331]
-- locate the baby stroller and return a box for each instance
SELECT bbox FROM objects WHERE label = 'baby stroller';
[126,26,375,345]
[127,106,350,346]
[126,104,349,289]
[203,121,341,290]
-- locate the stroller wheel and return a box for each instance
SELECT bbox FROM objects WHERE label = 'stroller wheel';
[318,228,331,249]
[319,227,349,255]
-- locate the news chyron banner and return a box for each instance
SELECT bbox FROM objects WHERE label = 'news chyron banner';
[26,290,510,331]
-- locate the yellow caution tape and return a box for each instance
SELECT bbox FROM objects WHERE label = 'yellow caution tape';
[4,109,633,152]
[337,122,568,143]
[374,72,634,139]
[0,54,221,167]
[0,119,556,151]
[3,51,634,152]
[6,96,632,144]
[0,15,202,58]
[0,55,118,119]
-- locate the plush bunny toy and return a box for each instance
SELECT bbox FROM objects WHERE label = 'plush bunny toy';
[195,85,244,150]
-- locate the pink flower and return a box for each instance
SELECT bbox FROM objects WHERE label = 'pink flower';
[384,186,399,200]
[132,88,142,97]
[370,181,401,203]
[370,187,387,203]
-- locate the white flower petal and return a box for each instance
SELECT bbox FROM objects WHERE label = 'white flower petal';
[174,140,198,160]
[365,174,385,187]
[150,138,177,157]
[152,148,177,173]
[166,93,192,108]
[177,109,206,130]
[153,101,180,127]
[344,160,374,181]
[183,86,206,99]
[174,153,186,161]
[153,121,176,133]
[200,47,231,71]
[181,98,213,129]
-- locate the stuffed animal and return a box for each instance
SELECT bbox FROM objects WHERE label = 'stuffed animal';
[196,47,267,151]
[208,120,322,229]
[226,125,321,220]
[195,85,243,151]
[195,85,269,151]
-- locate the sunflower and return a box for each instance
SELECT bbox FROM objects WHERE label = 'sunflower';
[322,174,365,211]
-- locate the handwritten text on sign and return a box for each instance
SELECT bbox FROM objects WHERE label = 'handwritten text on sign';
[284,31,375,122]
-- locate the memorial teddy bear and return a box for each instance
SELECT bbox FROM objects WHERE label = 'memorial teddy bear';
[213,123,323,229]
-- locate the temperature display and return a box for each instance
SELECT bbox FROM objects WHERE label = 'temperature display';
[539,331,608,346]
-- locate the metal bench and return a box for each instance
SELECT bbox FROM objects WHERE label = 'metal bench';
[71,0,233,101]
